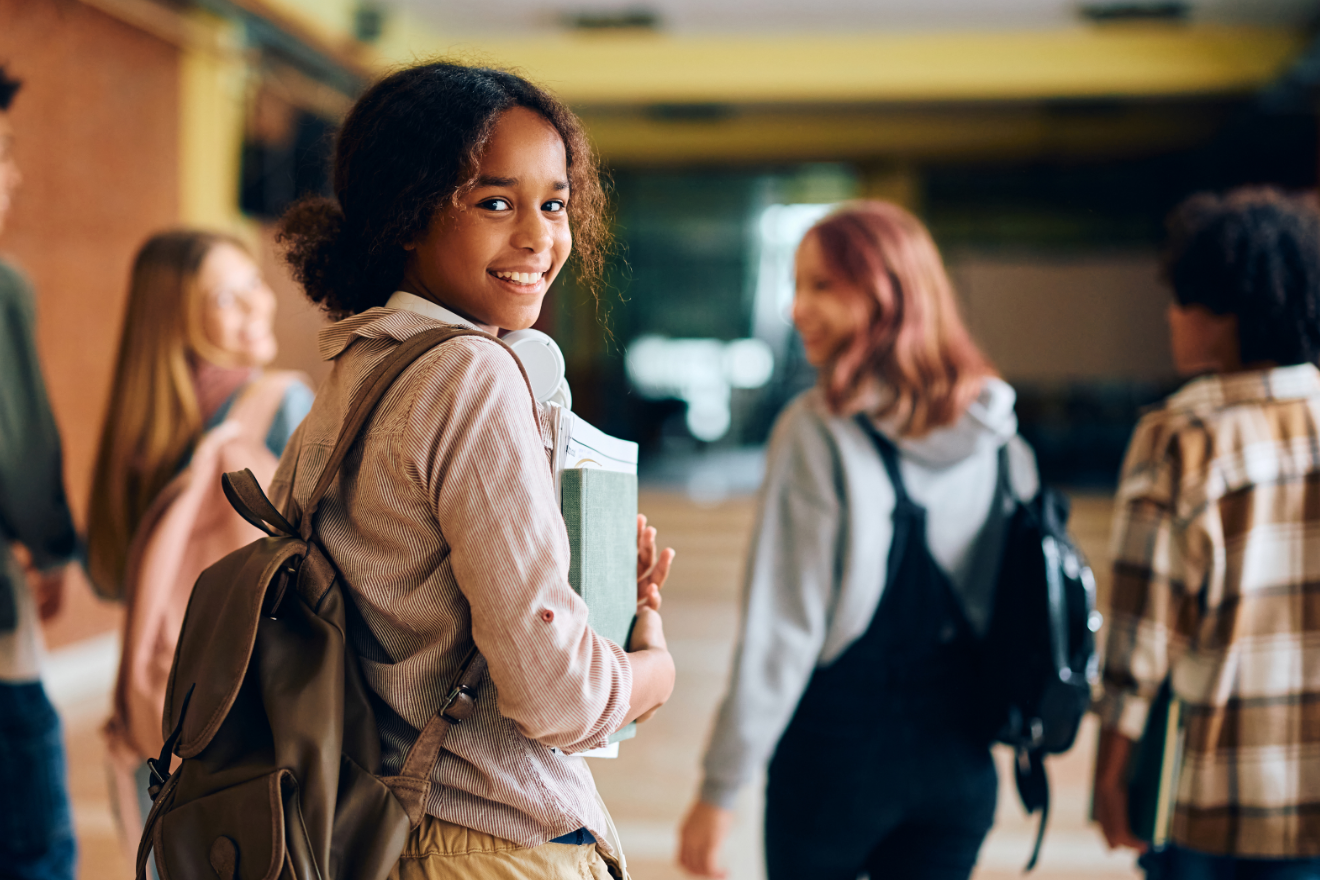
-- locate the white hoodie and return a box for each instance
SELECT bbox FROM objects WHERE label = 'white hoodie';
[698,379,1038,809]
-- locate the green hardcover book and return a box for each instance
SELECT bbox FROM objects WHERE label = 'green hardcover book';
[1127,679,1184,846]
[561,467,639,745]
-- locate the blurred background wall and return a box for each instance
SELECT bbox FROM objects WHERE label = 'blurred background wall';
[0,0,1316,629]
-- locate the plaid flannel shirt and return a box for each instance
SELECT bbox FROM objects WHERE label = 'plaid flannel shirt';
[1099,363,1320,857]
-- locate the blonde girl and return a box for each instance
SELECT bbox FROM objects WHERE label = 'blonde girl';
[87,230,313,859]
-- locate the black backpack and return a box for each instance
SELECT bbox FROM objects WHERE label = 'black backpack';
[978,444,1101,871]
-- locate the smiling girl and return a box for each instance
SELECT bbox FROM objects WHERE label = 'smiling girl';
[679,202,1039,880]
[272,62,675,880]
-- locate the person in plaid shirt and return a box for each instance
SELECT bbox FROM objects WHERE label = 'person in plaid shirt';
[1094,187,1320,878]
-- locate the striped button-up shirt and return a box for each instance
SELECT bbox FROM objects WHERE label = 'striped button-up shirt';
[1099,364,1320,857]
[268,305,632,852]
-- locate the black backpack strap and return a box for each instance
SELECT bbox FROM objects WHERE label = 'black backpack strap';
[854,414,912,504]
[1016,745,1050,871]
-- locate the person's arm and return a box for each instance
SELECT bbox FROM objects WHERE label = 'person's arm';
[1092,420,1191,851]
[631,513,676,725]
[417,338,650,752]
[0,266,77,574]
[1094,726,1143,850]
[624,604,674,725]
[679,405,842,878]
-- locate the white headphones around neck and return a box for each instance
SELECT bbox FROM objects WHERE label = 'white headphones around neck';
[503,329,572,409]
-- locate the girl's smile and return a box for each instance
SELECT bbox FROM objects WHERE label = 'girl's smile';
[489,267,549,294]
[792,231,866,368]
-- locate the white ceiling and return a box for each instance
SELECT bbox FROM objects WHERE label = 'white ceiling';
[394,0,1317,36]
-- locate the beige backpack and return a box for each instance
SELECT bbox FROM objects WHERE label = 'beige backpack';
[103,371,306,856]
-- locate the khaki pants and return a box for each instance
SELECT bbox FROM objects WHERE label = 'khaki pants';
[387,816,628,880]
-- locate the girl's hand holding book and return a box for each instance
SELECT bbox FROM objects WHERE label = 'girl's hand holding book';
[637,513,675,611]
[626,521,675,726]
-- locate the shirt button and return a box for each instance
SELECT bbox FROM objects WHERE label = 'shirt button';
[541,609,555,623]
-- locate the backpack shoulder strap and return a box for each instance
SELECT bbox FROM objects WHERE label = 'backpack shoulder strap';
[296,327,533,541]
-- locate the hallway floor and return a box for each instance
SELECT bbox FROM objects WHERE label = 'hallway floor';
[51,490,1141,879]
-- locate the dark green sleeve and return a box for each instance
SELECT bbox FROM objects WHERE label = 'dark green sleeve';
[0,262,77,570]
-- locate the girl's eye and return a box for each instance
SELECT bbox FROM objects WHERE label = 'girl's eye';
[543,200,566,214]
[479,198,512,212]
[210,290,236,309]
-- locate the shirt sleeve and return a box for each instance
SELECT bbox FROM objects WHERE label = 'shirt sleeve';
[408,338,632,753]
[699,403,841,809]
[1096,414,1194,741]
[0,265,77,572]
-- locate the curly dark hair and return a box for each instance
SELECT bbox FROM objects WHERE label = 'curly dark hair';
[0,64,22,112]
[278,60,610,317]
[1162,187,1320,367]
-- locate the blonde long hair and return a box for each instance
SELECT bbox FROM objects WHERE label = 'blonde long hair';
[87,230,248,598]
[810,201,995,436]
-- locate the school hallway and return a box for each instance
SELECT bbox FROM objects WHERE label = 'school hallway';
[52,489,1141,880]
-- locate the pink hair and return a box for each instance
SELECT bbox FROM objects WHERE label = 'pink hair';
[809,201,995,436]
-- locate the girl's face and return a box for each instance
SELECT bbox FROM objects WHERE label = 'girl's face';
[402,107,572,333]
[196,242,278,367]
[792,231,866,368]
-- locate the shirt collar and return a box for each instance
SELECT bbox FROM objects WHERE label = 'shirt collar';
[317,300,494,362]
[1166,363,1320,414]
[386,291,476,329]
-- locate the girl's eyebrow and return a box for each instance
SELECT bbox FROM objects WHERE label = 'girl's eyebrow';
[475,174,569,191]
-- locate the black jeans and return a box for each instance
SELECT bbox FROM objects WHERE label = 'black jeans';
[764,723,997,880]
[0,681,76,880]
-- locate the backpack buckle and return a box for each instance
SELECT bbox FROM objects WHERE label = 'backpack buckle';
[439,683,478,725]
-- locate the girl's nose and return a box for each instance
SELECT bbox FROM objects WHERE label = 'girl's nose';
[790,294,807,326]
[513,214,554,253]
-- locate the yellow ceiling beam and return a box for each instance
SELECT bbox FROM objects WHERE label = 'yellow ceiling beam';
[413,25,1305,105]
[580,102,1230,165]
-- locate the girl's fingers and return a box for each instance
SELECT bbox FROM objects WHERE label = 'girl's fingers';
[650,547,675,591]
[637,515,651,563]
[637,516,658,580]
[637,582,661,611]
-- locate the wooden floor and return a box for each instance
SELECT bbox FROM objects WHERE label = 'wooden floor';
[52,489,1142,879]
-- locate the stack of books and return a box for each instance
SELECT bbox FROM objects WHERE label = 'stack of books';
[547,405,639,758]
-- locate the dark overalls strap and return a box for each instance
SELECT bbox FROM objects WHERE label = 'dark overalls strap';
[862,414,1017,509]
[996,442,1014,502]
[854,415,912,505]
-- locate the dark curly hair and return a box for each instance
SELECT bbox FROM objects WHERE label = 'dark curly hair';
[278,60,610,317]
[1162,187,1320,367]
[0,64,22,112]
